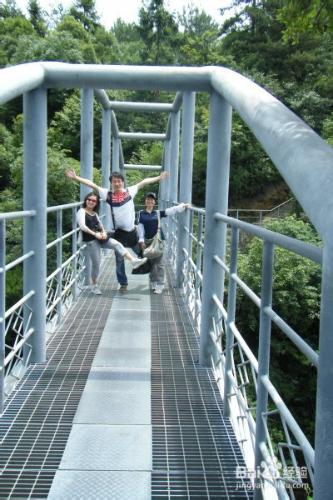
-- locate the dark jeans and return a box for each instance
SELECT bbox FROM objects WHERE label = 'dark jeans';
[115,244,139,286]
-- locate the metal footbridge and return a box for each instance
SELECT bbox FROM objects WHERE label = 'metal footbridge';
[0,62,333,499]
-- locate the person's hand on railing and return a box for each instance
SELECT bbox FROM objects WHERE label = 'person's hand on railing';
[183,203,191,209]
[65,169,77,180]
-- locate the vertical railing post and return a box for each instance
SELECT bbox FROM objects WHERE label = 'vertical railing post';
[176,92,195,287]
[23,86,47,364]
[80,88,94,199]
[159,146,167,210]
[0,220,5,412]
[72,207,78,300]
[313,238,333,500]
[168,111,180,204]
[56,210,63,321]
[168,111,180,267]
[101,108,111,229]
[195,212,204,329]
[223,226,239,416]
[112,136,120,173]
[254,241,274,498]
[199,92,232,366]
[80,88,93,284]
[162,140,171,250]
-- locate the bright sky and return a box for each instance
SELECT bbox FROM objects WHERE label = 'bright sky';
[15,0,231,29]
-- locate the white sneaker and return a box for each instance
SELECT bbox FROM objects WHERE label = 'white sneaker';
[130,257,148,269]
[92,285,102,295]
[153,285,164,294]
[150,282,157,291]
[79,284,92,290]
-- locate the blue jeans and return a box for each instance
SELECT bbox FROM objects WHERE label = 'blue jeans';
[115,251,127,286]
[115,244,139,286]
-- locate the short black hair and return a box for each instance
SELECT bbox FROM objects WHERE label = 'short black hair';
[145,192,157,201]
[109,172,125,182]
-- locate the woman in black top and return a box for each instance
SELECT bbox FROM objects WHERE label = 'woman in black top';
[77,192,146,295]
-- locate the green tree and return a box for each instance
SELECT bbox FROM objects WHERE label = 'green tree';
[236,215,322,441]
[69,0,100,33]
[138,0,179,64]
[278,0,333,42]
[28,0,46,36]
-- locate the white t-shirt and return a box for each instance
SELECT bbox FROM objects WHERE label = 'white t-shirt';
[98,185,138,231]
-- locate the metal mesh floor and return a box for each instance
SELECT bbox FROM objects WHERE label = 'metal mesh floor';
[0,256,117,499]
[151,269,251,499]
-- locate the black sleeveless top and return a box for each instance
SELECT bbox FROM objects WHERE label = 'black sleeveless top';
[82,212,101,242]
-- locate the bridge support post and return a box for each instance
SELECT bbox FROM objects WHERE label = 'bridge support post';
[223,226,239,416]
[168,110,180,204]
[168,111,180,266]
[112,136,120,173]
[254,242,274,499]
[314,239,333,500]
[176,92,195,287]
[199,92,232,366]
[80,88,94,284]
[101,108,111,229]
[80,88,94,198]
[0,220,5,411]
[23,87,47,364]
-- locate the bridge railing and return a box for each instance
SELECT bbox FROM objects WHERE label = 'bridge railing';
[167,205,320,497]
[0,203,86,410]
[46,202,86,332]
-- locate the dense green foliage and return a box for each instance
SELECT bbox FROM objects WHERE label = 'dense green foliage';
[236,215,321,442]
[0,0,332,210]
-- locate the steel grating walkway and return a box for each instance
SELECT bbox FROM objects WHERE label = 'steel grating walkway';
[150,268,251,499]
[0,257,118,499]
[0,256,251,499]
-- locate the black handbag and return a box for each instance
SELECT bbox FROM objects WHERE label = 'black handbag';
[110,204,138,248]
[131,259,152,274]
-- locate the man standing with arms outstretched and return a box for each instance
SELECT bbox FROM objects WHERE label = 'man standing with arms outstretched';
[66,169,168,292]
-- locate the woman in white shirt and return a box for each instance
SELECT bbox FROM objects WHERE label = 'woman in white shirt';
[77,192,146,294]
[138,192,190,294]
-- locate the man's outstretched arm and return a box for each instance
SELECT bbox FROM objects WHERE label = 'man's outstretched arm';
[65,169,100,191]
[135,171,169,191]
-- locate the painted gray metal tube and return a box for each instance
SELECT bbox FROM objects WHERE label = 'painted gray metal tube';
[112,137,120,173]
[80,88,94,199]
[23,87,47,364]
[42,62,212,91]
[176,93,195,287]
[124,164,162,171]
[94,89,110,110]
[0,221,5,412]
[210,67,333,239]
[223,226,239,417]
[199,92,232,366]
[169,111,181,202]
[111,101,173,112]
[172,92,183,113]
[314,239,333,499]
[0,63,45,105]
[119,132,166,141]
[254,242,274,498]
[101,108,111,229]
